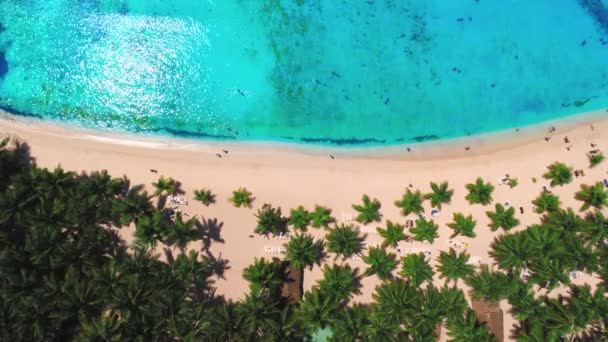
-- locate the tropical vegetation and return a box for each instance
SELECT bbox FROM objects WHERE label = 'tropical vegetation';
[543,161,573,186]
[465,178,494,205]
[309,205,335,228]
[532,191,561,214]
[230,187,254,208]
[394,189,424,215]
[447,212,477,238]
[325,224,364,260]
[486,203,520,232]
[588,152,605,168]
[288,205,310,231]
[410,217,439,243]
[376,220,408,248]
[1,138,607,340]
[352,194,382,223]
[425,181,453,209]
[193,188,215,206]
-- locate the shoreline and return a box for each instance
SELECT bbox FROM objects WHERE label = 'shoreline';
[1,108,607,159]
[1,108,607,341]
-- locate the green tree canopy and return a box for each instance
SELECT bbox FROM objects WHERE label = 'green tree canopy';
[316,264,361,302]
[325,224,364,260]
[377,220,407,248]
[465,178,494,205]
[394,189,424,216]
[229,187,254,208]
[254,204,289,236]
[447,213,477,238]
[437,248,475,286]
[283,234,324,270]
[574,182,608,211]
[352,194,382,223]
[288,205,310,231]
[399,253,434,287]
[543,162,573,187]
[193,188,215,206]
[532,191,561,214]
[363,247,398,281]
[410,217,439,243]
[486,203,520,232]
[242,257,284,292]
[309,205,335,229]
[425,181,454,209]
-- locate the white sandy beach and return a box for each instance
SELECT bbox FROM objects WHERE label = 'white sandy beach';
[1,109,607,340]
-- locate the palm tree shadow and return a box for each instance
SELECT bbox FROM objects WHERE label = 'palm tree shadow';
[203,250,231,280]
[198,217,225,252]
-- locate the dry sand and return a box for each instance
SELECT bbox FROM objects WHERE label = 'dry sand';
[1,109,608,340]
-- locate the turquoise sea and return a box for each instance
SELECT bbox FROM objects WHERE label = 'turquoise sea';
[1,0,608,146]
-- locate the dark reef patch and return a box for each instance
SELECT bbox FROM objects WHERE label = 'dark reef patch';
[0,105,44,119]
[579,0,608,33]
[0,23,5,33]
[300,137,387,145]
[0,51,8,79]
[156,127,237,140]
[412,134,440,142]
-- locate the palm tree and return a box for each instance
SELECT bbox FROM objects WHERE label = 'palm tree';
[325,224,364,260]
[447,213,477,238]
[425,181,453,209]
[152,175,177,196]
[118,190,155,225]
[254,204,288,236]
[283,234,324,270]
[363,311,402,341]
[242,258,284,292]
[574,182,608,211]
[465,178,494,205]
[394,189,424,215]
[309,205,335,228]
[446,309,497,342]
[352,194,382,223]
[329,304,370,341]
[439,286,469,321]
[193,188,215,206]
[588,152,605,168]
[399,252,434,287]
[486,203,520,232]
[410,217,439,243]
[532,191,561,214]
[80,315,123,341]
[173,250,210,284]
[581,210,608,245]
[437,248,475,286]
[288,206,310,232]
[542,208,585,233]
[316,264,361,302]
[165,212,200,251]
[377,220,407,248]
[209,302,247,340]
[363,246,398,281]
[295,289,339,332]
[490,232,531,273]
[237,289,280,338]
[134,211,166,245]
[371,278,418,326]
[466,266,518,304]
[229,187,254,208]
[543,162,573,187]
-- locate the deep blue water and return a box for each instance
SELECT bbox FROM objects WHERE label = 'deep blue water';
[0,0,608,146]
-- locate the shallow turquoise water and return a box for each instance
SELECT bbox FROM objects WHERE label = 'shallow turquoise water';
[1,0,608,146]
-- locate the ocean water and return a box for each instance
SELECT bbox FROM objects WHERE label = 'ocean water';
[1,0,608,146]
